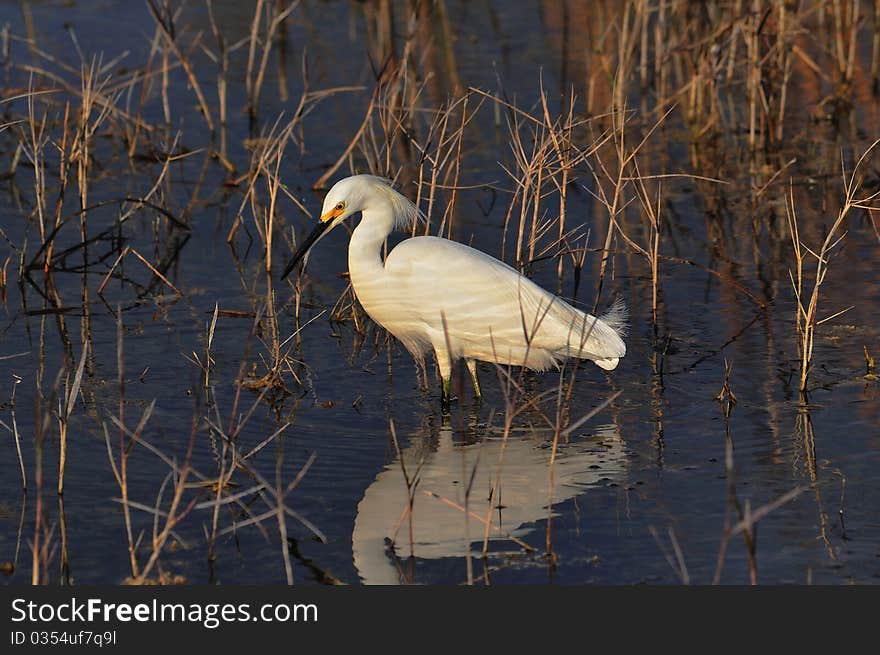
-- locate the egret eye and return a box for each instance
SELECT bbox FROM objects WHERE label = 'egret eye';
[335,201,346,211]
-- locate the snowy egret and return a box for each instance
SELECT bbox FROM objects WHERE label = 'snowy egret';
[281,175,626,402]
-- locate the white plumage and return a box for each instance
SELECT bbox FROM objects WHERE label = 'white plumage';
[282,175,626,401]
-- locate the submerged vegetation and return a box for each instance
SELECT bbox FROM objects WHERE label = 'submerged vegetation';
[0,0,878,584]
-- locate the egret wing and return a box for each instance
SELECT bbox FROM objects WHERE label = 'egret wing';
[384,236,624,368]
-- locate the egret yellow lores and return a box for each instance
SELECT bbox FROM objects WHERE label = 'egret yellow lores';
[282,175,626,403]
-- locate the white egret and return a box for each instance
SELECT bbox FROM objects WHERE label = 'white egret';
[282,175,626,403]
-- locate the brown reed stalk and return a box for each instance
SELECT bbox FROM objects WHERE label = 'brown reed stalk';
[747,0,762,153]
[503,112,552,272]
[388,419,422,565]
[611,158,663,327]
[873,0,880,87]
[45,101,70,270]
[146,0,215,133]
[24,79,49,244]
[57,494,70,584]
[539,85,576,293]
[97,245,182,298]
[246,1,299,128]
[32,380,46,584]
[132,461,197,583]
[246,0,267,124]
[0,255,8,304]
[785,140,880,394]
[114,306,137,578]
[56,340,87,495]
[312,92,377,191]
[7,375,26,489]
[205,1,228,151]
[546,389,621,556]
[590,103,672,314]
[830,0,859,84]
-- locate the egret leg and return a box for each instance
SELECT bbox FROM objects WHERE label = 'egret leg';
[465,359,481,400]
[441,378,452,410]
[435,348,453,406]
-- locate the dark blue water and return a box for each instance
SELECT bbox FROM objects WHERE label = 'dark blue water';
[0,1,878,585]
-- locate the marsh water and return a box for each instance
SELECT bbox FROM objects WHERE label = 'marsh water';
[0,1,878,585]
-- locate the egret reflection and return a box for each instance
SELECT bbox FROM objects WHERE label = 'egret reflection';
[352,421,628,584]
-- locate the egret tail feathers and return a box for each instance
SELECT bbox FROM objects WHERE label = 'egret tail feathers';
[598,297,628,339]
[568,298,627,370]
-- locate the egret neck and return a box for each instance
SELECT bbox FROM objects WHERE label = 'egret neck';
[347,205,396,321]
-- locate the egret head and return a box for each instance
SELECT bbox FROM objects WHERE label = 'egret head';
[317,175,369,226]
[280,178,357,280]
[281,175,421,279]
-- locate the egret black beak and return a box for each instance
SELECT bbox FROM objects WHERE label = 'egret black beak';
[280,220,332,280]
